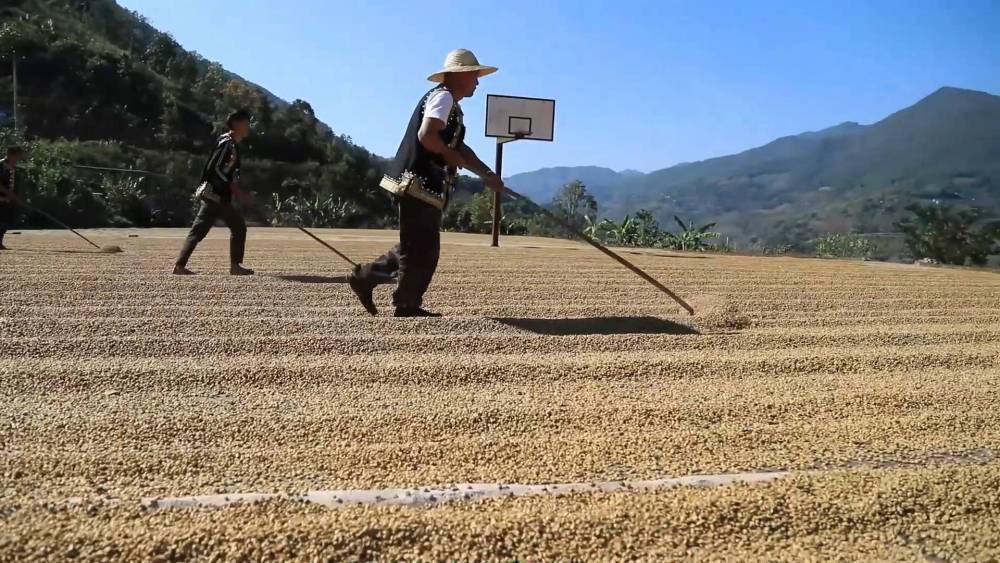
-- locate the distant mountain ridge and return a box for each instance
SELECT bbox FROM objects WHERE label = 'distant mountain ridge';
[509,87,1000,247]
[505,166,641,202]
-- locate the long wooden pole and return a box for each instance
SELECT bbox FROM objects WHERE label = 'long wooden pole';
[18,201,102,249]
[505,188,695,315]
[296,226,357,267]
[238,199,357,267]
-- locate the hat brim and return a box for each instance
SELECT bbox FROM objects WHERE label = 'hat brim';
[427,65,498,83]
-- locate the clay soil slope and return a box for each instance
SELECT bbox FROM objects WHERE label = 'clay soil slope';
[2,228,1000,561]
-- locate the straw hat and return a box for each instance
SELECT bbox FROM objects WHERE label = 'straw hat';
[427,49,498,83]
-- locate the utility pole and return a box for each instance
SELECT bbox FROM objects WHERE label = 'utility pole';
[11,51,18,134]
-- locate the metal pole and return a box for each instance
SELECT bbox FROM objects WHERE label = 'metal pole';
[12,51,18,134]
[71,164,167,177]
[491,140,503,247]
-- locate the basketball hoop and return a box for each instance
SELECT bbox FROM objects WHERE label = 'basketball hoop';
[484,94,556,246]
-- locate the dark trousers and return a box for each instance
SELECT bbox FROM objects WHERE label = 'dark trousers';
[364,197,442,309]
[176,200,247,267]
[0,204,13,244]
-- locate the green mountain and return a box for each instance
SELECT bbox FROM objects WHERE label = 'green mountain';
[509,87,999,247]
[602,87,1000,246]
[0,0,391,228]
[504,166,640,202]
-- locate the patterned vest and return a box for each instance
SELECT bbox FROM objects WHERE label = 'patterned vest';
[387,85,466,197]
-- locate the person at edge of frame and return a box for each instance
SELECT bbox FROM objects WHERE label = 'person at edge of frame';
[172,109,255,276]
[348,49,506,318]
[0,145,27,251]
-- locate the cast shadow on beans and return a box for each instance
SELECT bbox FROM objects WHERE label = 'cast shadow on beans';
[492,316,700,336]
[274,274,399,285]
[11,248,111,255]
[625,251,709,259]
[273,274,349,284]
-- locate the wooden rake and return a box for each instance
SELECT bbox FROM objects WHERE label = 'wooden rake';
[504,188,695,315]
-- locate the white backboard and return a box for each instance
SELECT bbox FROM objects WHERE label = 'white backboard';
[485,94,555,141]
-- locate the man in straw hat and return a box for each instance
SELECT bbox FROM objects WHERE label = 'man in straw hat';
[173,109,255,276]
[349,48,506,317]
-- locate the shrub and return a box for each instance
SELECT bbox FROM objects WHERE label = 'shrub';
[895,203,998,266]
[815,233,875,259]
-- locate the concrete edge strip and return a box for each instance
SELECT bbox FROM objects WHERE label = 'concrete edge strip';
[65,451,992,513]
[140,471,791,512]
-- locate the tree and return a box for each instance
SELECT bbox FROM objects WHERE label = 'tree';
[265,99,325,162]
[465,190,496,233]
[221,81,269,124]
[194,62,226,112]
[141,31,180,76]
[156,96,187,149]
[895,203,998,266]
[99,173,151,227]
[166,51,199,89]
[633,209,661,246]
[551,180,597,231]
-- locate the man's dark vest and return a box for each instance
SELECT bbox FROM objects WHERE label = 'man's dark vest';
[386,85,465,198]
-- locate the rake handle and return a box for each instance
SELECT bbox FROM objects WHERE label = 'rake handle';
[296,226,357,267]
[237,197,358,268]
[16,200,102,249]
[504,188,695,315]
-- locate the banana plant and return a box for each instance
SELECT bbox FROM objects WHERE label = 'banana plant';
[669,216,720,251]
[271,193,359,228]
[582,215,600,238]
[582,215,615,241]
[605,215,639,246]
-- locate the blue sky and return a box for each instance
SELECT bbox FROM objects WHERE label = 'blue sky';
[120,0,998,176]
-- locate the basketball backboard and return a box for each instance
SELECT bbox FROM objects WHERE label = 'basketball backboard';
[485,94,555,142]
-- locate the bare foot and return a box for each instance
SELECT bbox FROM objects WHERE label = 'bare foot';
[172,265,195,275]
[230,264,255,276]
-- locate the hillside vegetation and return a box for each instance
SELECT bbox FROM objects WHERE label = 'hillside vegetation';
[0,0,392,228]
[512,87,1000,250]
